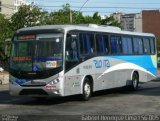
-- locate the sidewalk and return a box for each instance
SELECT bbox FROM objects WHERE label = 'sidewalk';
[0,84,8,91]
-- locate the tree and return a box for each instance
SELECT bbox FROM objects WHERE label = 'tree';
[43,4,103,25]
[72,11,85,24]
[44,4,85,25]
[0,13,12,61]
[101,16,122,28]
[92,12,101,24]
[11,5,45,30]
[34,3,121,27]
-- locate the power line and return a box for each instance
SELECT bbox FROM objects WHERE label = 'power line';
[37,5,160,10]
[79,6,160,9]
[2,4,160,11]
[37,0,83,3]
[103,2,160,5]
[81,11,114,13]
[1,3,160,15]
[79,0,89,12]
[42,8,115,14]
[36,0,160,4]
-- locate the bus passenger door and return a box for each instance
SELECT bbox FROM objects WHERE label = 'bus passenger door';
[64,33,81,95]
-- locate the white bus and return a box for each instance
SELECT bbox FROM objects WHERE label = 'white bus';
[9,24,157,100]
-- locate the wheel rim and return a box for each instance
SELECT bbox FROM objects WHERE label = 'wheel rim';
[84,83,91,97]
[133,77,138,89]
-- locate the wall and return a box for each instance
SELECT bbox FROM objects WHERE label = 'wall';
[142,10,160,40]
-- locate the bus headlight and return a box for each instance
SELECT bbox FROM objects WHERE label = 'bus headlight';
[48,78,60,85]
[45,78,60,90]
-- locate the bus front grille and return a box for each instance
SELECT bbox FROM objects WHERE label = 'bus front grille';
[19,89,48,95]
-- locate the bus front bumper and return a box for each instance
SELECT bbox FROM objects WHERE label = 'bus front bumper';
[9,83,63,97]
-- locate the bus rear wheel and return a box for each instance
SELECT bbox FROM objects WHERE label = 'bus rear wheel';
[81,78,92,101]
[131,72,139,90]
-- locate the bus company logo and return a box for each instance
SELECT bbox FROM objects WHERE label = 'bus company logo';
[93,59,110,68]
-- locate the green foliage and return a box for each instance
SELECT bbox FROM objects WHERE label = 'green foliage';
[11,5,43,30]
[43,4,85,24]
[9,4,122,31]
[0,13,13,60]
[82,12,101,24]
[101,16,122,28]
[0,14,12,42]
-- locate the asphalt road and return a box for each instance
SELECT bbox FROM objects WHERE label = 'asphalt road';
[0,80,160,121]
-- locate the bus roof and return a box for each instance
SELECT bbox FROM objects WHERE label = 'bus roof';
[17,24,155,37]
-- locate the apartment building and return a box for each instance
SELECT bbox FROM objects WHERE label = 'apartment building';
[0,0,27,18]
[112,12,142,32]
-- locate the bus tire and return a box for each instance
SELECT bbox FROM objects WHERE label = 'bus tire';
[81,78,92,101]
[131,72,139,90]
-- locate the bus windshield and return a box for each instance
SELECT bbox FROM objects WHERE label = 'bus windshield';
[10,33,63,72]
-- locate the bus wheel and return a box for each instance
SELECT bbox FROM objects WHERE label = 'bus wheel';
[131,72,139,90]
[81,78,92,101]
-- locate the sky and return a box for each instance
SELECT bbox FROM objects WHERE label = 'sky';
[28,0,160,16]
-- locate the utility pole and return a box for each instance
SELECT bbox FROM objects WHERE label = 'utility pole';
[69,6,72,24]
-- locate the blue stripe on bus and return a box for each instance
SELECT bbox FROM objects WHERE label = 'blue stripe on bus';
[32,57,62,61]
[107,55,157,76]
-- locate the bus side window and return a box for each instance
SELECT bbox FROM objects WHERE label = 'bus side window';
[66,34,78,61]
[150,38,155,55]
[96,34,109,54]
[110,35,122,54]
[133,37,143,54]
[79,33,95,56]
[122,36,133,54]
[143,38,151,54]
